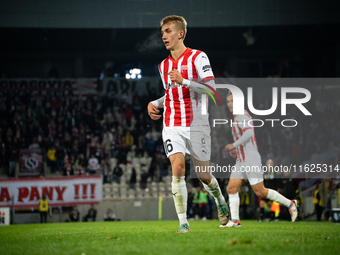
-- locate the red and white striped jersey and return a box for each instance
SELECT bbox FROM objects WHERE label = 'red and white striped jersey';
[158,48,214,127]
[232,110,260,162]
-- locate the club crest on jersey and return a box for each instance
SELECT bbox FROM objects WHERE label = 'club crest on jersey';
[181,65,188,71]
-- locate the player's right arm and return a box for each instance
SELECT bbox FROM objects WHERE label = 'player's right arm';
[147,95,165,120]
[229,150,237,158]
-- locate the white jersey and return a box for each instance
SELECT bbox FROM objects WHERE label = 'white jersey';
[232,110,260,163]
[158,48,214,127]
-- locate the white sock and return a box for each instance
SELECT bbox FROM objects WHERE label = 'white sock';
[266,189,291,208]
[202,176,225,206]
[228,193,240,221]
[171,176,188,225]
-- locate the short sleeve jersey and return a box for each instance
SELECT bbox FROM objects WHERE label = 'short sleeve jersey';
[232,110,260,162]
[158,48,214,127]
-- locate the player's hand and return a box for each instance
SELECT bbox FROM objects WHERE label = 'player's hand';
[224,143,235,152]
[169,69,183,85]
[147,102,161,120]
[229,150,237,158]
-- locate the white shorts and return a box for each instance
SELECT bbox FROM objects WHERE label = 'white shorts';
[230,157,263,185]
[162,126,211,161]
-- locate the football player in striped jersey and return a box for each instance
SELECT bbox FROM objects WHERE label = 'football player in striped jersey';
[147,15,229,233]
[221,91,298,228]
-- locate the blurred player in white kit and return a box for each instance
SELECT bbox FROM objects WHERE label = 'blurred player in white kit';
[147,15,229,233]
[221,91,298,227]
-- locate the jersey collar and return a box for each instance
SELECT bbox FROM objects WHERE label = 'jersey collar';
[168,47,190,62]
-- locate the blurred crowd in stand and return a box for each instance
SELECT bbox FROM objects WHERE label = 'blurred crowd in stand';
[0,86,169,183]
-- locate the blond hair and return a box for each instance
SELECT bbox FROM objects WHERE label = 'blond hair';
[160,15,187,39]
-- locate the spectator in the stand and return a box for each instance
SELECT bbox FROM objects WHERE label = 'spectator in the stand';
[104,208,116,221]
[101,156,110,183]
[88,154,99,175]
[47,145,57,173]
[129,167,137,189]
[124,105,133,127]
[140,169,148,190]
[118,136,128,164]
[145,130,159,156]
[38,195,49,223]
[69,206,80,222]
[111,162,123,184]
[101,134,111,157]
[94,143,104,162]
[110,133,119,159]
[137,135,146,156]
[64,158,72,176]
[132,94,142,117]
[14,123,21,140]
[125,130,134,148]
[76,162,85,176]
[83,205,97,222]
[75,153,86,169]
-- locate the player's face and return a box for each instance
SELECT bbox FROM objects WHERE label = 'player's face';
[161,23,182,50]
[226,95,233,113]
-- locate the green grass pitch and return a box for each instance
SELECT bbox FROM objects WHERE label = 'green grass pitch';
[1,220,339,255]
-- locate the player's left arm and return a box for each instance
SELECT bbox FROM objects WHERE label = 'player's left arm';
[225,115,253,151]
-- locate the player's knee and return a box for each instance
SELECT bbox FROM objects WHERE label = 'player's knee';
[171,163,185,176]
[254,189,267,198]
[227,185,237,194]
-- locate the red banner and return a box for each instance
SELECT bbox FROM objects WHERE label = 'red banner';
[0,176,102,208]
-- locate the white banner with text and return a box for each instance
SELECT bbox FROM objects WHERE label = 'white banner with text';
[0,176,102,208]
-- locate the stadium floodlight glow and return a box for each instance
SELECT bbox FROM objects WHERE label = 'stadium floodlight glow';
[126,68,142,79]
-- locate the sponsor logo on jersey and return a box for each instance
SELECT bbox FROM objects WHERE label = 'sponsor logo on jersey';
[202,65,211,72]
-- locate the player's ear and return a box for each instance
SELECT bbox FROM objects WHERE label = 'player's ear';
[178,31,184,40]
